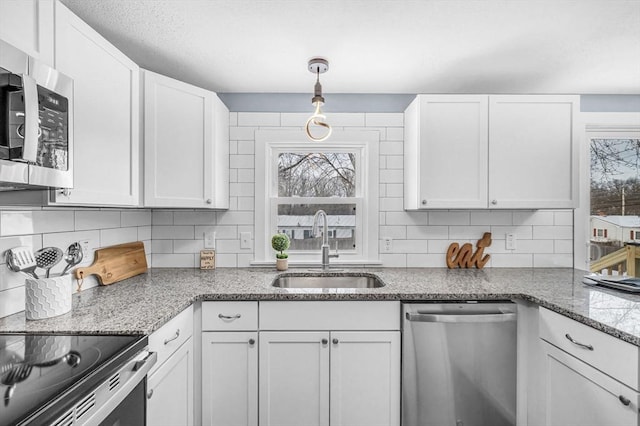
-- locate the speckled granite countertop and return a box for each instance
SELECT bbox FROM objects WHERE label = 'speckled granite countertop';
[1,267,639,346]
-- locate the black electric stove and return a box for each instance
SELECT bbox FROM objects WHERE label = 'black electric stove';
[0,333,147,426]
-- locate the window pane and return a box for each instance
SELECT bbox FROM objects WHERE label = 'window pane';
[278,153,356,197]
[277,203,356,251]
[590,138,640,276]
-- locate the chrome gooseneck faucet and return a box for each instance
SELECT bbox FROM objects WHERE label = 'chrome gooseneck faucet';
[312,209,339,270]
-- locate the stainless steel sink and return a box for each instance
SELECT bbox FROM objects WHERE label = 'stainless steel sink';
[272,274,385,289]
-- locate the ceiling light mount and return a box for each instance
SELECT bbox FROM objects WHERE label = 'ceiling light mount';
[305,58,332,142]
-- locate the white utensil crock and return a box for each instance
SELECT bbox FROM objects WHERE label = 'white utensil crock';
[25,274,72,320]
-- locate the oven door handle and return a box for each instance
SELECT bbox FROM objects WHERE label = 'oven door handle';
[21,74,39,163]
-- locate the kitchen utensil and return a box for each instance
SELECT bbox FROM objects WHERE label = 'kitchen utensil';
[35,247,63,278]
[60,242,83,276]
[5,247,38,279]
[2,364,32,406]
[74,241,147,285]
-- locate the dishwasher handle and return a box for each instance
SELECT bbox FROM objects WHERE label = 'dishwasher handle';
[406,311,517,323]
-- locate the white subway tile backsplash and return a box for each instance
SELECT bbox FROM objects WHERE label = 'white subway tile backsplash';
[152,253,196,268]
[533,225,573,240]
[173,211,216,226]
[237,169,255,183]
[490,254,534,267]
[173,239,205,253]
[217,211,254,225]
[75,211,120,230]
[379,253,406,267]
[513,211,554,226]
[554,210,573,226]
[152,240,173,253]
[215,253,237,267]
[237,197,255,211]
[470,211,513,226]
[327,113,366,127]
[385,212,427,226]
[429,211,470,226]
[152,211,174,225]
[554,240,573,254]
[379,141,403,156]
[449,226,490,240]
[379,226,407,239]
[515,239,555,254]
[407,226,449,240]
[385,155,403,169]
[534,253,573,267]
[392,240,428,253]
[280,113,309,127]
[365,113,404,127]
[152,225,195,240]
[0,235,42,261]
[237,140,255,155]
[229,126,257,141]
[238,112,280,127]
[380,198,404,212]
[229,112,238,126]
[138,226,152,241]
[194,225,238,240]
[386,127,403,141]
[230,183,255,197]
[1,210,74,236]
[386,184,404,197]
[490,226,533,240]
[407,253,447,267]
[230,154,254,169]
[100,227,138,247]
[121,210,152,227]
[0,287,24,318]
[379,169,403,184]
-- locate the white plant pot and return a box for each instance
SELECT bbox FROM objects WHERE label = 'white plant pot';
[276,258,288,271]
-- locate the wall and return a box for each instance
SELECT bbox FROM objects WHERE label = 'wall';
[150,112,574,269]
[0,207,151,317]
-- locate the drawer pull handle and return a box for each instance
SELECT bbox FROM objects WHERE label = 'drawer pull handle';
[164,329,180,345]
[565,333,594,351]
[249,338,255,345]
[147,389,154,399]
[218,314,241,320]
[619,395,631,406]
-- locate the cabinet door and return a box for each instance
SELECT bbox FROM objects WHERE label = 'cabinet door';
[147,337,194,426]
[489,95,579,209]
[202,332,258,426]
[259,332,330,426]
[144,70,218,208]
[405,95,489,209]
[330,331,400,426]
[0,0,54,66]
[52,3,140,206]
[542,342,639,426]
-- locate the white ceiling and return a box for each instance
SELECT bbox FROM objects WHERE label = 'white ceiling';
[60,0,640,94]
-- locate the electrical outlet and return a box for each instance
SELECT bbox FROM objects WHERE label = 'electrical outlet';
[79,240,90,256]
[383,237,393,252]
[204,231,216,249]
[506,233,516,250]
[240,232,252,249]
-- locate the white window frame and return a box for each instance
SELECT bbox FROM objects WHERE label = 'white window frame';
[576,112,640,270]
[254,130,379,265]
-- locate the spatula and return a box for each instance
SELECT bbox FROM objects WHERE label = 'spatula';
[5,247,38,279]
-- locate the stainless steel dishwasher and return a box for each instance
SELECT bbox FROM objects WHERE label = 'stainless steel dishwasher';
[402,301,517,426]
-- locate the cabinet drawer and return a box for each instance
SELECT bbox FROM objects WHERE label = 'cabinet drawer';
[539,307,639,390]
[202,301,258,331]
[149,305,194,375]
[260,301,400,331]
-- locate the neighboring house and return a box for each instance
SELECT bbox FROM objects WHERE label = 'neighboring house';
[278,215,355,240]
[590,215,640,244]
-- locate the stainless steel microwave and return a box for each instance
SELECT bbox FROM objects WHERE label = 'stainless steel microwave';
[0,39,73,190]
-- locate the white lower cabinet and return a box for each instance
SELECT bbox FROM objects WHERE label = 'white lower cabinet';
[259,301,401,426]
[542,342,639,426]
[202,332,258,426]
[146,306,195,426]
[539,307,640,426]
[147,337,194,426]
[201,302,259,426]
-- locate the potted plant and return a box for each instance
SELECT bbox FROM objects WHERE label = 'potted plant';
[271,233,290,271]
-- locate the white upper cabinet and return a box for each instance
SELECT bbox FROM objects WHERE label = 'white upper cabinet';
[404,94,579,209]
[0,0,54,66]
[51,2,140,206]
[489,95,579,209]
[143,70,229,209]
[404,95,488,209]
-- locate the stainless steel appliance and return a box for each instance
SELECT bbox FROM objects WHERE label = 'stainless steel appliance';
[0,39,73,190]
[0,334,156,425]
[402,302,517,426]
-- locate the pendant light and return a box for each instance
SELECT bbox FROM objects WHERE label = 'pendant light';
[305,58,332,142]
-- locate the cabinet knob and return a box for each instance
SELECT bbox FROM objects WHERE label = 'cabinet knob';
[321,338,328,345]
[248,338,255,346]
[206,199,212,204]
[618,395,631,406]
[147,389,154,399]
[421,199,427,205]
[332,338,339,345]
[491,200,498,205]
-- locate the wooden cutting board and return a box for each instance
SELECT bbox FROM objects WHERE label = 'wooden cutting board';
[74,241,148,285]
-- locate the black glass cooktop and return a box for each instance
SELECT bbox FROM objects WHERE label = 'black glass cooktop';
[0,334,144,426]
